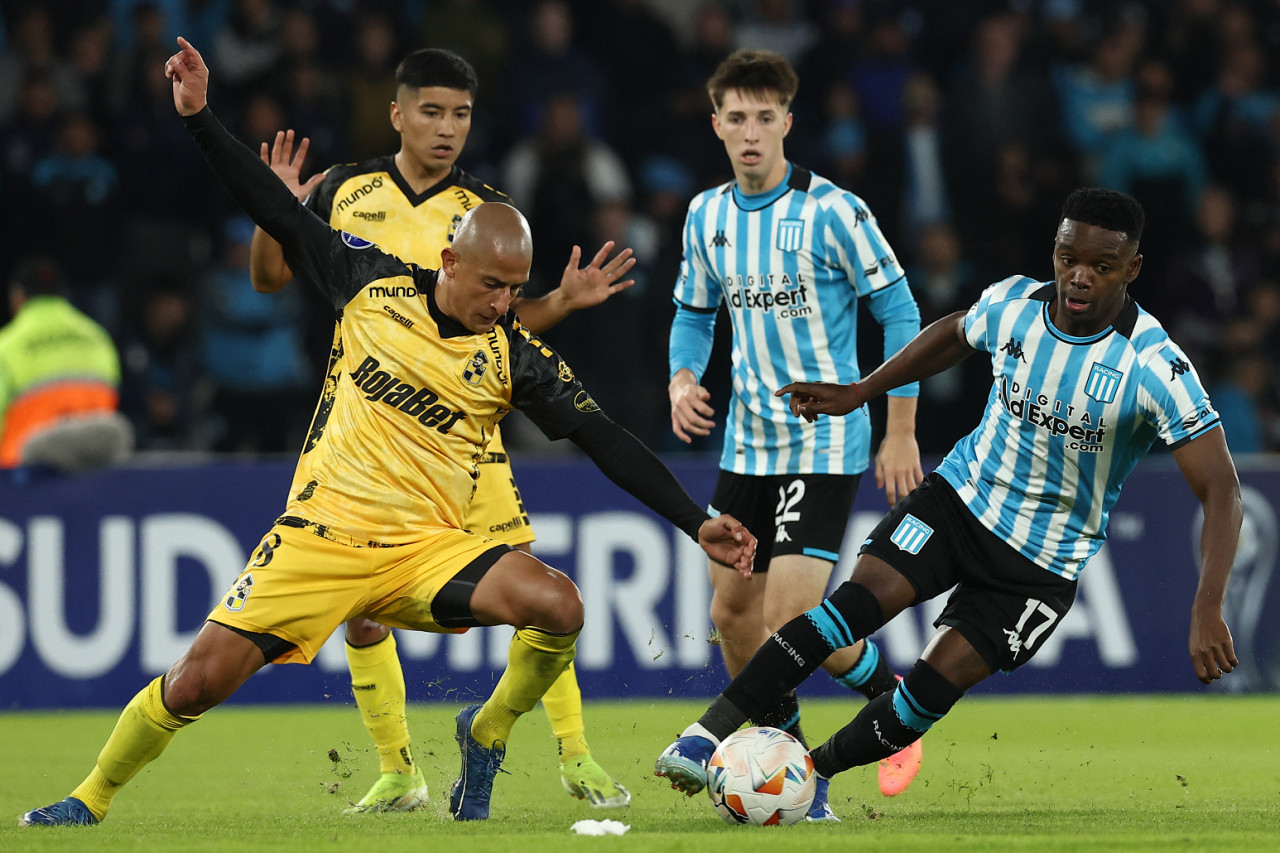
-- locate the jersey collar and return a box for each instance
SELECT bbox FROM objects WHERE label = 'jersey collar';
[387,159,464,207]
[731,162,804,211]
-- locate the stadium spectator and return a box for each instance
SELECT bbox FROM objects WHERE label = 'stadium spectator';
[16,38,756,829]
[199,214,311,453]
[500,92,631,294]
[247,47,638,813]
[119,275,203,451]
[339,10,401,161]
[0,256,132,474]
[657,186,1243,802]
[29,111,123,333]
[663,49,925,818]
[0,6,84,123]
[500,0,605,141]
[1161,184,1260,372]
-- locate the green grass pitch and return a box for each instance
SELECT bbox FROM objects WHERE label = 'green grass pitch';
[1,695,1277,851]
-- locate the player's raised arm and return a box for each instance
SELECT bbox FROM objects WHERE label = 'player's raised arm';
[167,38,338,281]
[1171,427,1242,684]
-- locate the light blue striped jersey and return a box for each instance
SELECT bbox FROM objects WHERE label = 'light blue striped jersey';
[673,164,915,475]
[936,276,1221,580]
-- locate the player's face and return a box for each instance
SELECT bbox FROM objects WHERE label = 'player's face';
[1050,219,1143,337]
[437,246,529,334]
[390,86,473,178]
[712,89,792,192]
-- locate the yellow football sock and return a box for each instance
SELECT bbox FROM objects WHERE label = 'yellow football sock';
[70,676,199,820]
[472,626,579,749]
[541,662,590,761]
[346,632,414,774]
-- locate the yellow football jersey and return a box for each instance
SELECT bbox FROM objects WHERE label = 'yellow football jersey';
[279,221,597,545]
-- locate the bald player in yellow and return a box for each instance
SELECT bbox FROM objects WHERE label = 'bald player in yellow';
[247,49,636,812]
[17,38,757,829]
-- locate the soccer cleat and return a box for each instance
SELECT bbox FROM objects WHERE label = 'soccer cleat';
[18,797,99,827]
[560,754,631,808]
[653,735,715,796]
[805,776,841,822]
[878,736,923,797]
[344,767,429,814]
[449,704,506,821]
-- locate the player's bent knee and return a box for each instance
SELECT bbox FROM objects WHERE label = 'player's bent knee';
[522,572,582,634]
[344,618,390,646]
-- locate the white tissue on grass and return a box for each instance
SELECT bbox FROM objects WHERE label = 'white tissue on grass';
[570,819,631,836]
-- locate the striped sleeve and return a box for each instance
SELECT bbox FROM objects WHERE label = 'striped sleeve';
[1137,343,1221,449]
[822,191,905,298]
[963,275,1038,354]
[672,194,722,311]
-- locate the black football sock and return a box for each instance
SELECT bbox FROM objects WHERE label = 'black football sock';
[831,638,899,699]
[751,690,807,748]
[698,582,884,741]
[810,658,963,777]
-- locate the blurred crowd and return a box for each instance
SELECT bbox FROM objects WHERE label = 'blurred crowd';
[2,0,1280,458]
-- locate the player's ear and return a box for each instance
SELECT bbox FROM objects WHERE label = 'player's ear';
[389,100,403,133]
[711,111,723,139]
[782,111,793,137]
[1126,251,1143,284]
[440,246,458,276]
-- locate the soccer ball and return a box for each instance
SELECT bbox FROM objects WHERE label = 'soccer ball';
[706,727,816,826]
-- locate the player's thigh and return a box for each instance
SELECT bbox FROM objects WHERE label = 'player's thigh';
[760,553,836,630]
[708,557,767,624]
[370,529,512,632]
[464,438,536,547]
[210,524,371,665]
[468,549,582,633]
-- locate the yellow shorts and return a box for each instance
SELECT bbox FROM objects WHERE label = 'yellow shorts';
[465,428,536,547]
[209,519,509,664]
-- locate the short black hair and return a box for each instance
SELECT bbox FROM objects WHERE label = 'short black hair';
[706,49,799,111]
[9,256,66,297]
[1060,187,1145,244]
[395,48,478,96]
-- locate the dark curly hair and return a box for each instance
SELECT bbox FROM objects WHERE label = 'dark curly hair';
[1060,187,1145,244]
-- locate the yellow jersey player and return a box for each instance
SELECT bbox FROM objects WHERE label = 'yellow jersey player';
[18,38,756,828]
[248,49,635,811]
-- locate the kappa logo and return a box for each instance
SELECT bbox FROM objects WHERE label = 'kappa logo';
[462,350,488,385]
[710,230,731,248]
[1169,356,1191,380]
[1000,337,1027,362]
[1003,627,1024,658]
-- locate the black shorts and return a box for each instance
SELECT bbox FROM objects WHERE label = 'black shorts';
[709,471,860,571]
[859,473,1077,673]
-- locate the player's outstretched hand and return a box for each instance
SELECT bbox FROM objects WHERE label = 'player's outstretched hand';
[165,36,208,116]
[776,381,863,423]
[1189,605,1238,685]
[697,514,756,577]
[557,241,637,311]
[260,129,324,201]
[669,371,715,444]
